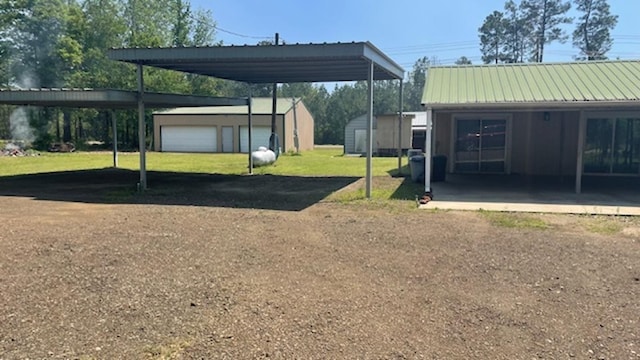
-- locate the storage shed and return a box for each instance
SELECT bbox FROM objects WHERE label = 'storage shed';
[153,97,314,153]
[344,112,423,155]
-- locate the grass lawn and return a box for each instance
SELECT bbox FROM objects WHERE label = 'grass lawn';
[0,147,423,205]
[0,147,406,177]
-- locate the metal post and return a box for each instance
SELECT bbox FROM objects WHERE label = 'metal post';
[248,88,254,174]
[424,108,433,193]
[366,60,374,198]
[292,97,299,153]
[575,110,586,194]
[111,110,118,168]
[137,64,147,190]
[397,81,403,175]
[269,33,279,155]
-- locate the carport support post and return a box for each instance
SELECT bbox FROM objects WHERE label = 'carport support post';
[365,60,374,198]
[248,88,254,174]
[575,110,586,194]
[424,108,433,193]
[111,110,118,168]
[137,64,147,190]
[397,81,403,175]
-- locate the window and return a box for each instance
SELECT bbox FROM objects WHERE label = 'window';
[453,116,509,173]
[584,115,640,175]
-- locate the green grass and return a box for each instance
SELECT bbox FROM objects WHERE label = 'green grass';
[0,148,405,177]
[584,218,623,235]
[479,211,549,230]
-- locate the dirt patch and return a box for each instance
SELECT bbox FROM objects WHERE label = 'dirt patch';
[0,171,639,359]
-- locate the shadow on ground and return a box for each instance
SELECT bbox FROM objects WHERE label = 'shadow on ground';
[389,176,423,201]
[430,174,640,207]
[0,168,360,211]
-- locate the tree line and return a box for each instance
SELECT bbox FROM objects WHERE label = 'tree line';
[0,0,433,148]
[479,0,618,63]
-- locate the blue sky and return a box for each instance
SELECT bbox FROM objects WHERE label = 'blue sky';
[194,0,640,72]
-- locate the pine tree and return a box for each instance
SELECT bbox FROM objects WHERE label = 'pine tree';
[573,0,618,60]
[521,0,572,62]
[479,11,508,64]
[502,0,531,63]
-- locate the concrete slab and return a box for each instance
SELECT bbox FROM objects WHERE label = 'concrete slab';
[418,174,640,215]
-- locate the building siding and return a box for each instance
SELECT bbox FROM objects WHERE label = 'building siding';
[436,110,583,176]
[152,101,314,153]
[344,114,370,154]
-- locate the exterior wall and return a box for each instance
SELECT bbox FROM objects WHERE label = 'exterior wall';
[510,111,579,176]
[153,114,285,153]
[433,112,451,156]
[283,100,315,152]
[434,110,579,176]
[344,114,414,154]
[375,114,412,152]
[344,114,371,154]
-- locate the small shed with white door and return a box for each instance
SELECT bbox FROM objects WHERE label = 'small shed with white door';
[153,97,314,153]
[344,113,420,155]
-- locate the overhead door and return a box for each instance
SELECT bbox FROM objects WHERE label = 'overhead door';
[240,126,271,152]
[161,126,217,152]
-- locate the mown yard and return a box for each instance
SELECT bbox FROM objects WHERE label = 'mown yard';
[1,148,639,359]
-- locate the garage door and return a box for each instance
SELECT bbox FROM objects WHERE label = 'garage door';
[240,126,271,152]
[161,126,217,152]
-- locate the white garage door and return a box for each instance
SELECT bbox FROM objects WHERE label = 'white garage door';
[240,126,271,152]
[161,126,217,152]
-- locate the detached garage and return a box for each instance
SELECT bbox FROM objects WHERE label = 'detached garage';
[153,97,315,153]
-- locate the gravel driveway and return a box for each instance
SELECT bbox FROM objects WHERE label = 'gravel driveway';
[1,170,639,359]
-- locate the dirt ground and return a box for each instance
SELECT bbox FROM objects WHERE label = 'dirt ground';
[0,169,639,359]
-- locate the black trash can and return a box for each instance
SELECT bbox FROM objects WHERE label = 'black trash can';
[432,155,447,182]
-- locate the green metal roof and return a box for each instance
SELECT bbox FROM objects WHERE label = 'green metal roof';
[154,97,299,115]
[422,60,640,109]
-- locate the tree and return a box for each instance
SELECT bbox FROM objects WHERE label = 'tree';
[455,56,472,65]
[171,0,191,47]
[502,0,532,63]
[479,11,508,64]
[572,0,617,60]
[404,56,431,111]
[521,0,572,62]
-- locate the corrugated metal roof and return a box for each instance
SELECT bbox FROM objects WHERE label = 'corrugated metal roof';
[109,42,404,83]
[154,97,298,115]
[0,88,248,108]
[422,60,640,109]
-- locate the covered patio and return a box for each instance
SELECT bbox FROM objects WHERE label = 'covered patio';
[420,174,640,215]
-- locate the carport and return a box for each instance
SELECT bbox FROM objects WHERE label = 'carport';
[0,88,248,182]
[107,42,405,197]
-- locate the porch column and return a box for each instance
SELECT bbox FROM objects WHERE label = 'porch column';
[248,87,254,174]
[365,60,374,198]
[424,108,433,193]
[575,110,586,193]
[137,64,147,191]
[111,110,118,168]
[397,81,404,175]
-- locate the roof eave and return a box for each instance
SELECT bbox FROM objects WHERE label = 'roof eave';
[0,89,248,109]
[422,100,640,111]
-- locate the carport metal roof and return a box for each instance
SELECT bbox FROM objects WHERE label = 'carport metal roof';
[0,88,248,170]
[0,88,248,108]
[108,42,405,198]
[107,42,404,83]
